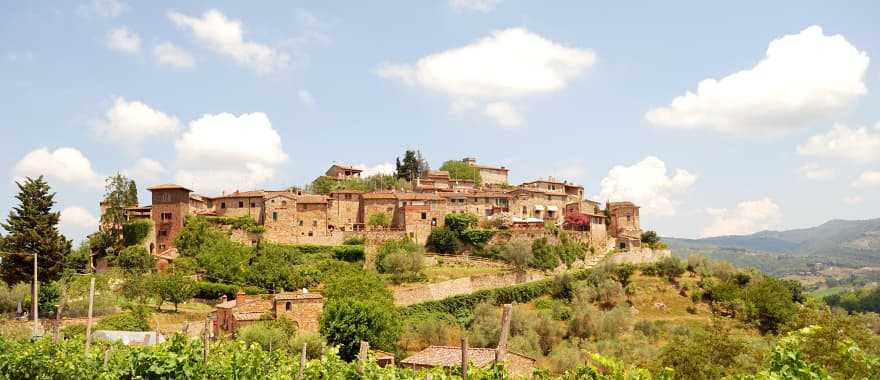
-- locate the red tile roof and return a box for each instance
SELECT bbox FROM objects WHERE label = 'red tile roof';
[297,195,328,204]
[362,191,398,200]
[147,183,192,192]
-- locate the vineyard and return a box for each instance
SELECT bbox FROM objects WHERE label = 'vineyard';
[0,327,849,380]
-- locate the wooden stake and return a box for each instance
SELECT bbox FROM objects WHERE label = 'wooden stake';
[461,336,468,380]
[299,342,307,379]
[202,319,210,364]
[53,287,66,343]
[32,252,39,338]
[84,277,96,352]
[495,303,512,364]
[358,341,370,373]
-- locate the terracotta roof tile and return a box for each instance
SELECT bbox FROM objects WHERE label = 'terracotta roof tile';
[147,183,192,192]
[215,190,266,198]
[362,191,398,199]
[274,291,323,300]
[297,195,328,204]
[400,346,534,368]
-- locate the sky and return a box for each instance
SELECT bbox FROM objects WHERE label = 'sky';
[1,0,879,242]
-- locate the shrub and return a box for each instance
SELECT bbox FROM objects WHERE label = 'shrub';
[444,212,479,234]
[113,245,155,274]
[367,212,391,228]
[742,278,797,334]
[174,216,228,257]
[290,333,327,360]
[151,272,197,311]
[332,245,364,262]
[193,281,238,300]
[500,241,533,271]
[426,227,459,254]
[375,238,423,273]
[460,228,495,247]
[640,230,661,247]
[238,321,292,352]
[323,265,392,304]
[550,273,576,301]
[531,238,560,271]
[60,323,86,338]
[96,307,151,331]
[381,250,425,284]
[644,256,685,283]
[342,235,366,245]
[122,220,152,246]
[0,281,30,314]
[634,320,660,340]
[610,263,636,288]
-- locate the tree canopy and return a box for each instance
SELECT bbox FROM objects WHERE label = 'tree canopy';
[0,176,71,284]
[439,160,482,186]
[395,150,429,182]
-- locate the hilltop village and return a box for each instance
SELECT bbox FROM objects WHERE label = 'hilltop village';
[105,157,643,268]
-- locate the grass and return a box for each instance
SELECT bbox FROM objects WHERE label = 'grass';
[150,301,214,336]
[623,274,711,322]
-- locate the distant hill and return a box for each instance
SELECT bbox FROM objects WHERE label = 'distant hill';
[664,218,880,274]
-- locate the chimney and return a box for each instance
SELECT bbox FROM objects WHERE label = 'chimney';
[236,290,246,303]
[220,294,228,303]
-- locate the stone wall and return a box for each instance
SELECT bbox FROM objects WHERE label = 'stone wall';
[609,248,671,265]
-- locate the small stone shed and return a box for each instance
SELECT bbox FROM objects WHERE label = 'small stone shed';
[214,289,323,335]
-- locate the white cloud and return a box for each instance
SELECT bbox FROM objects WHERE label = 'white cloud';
[168,9,290,74]
[124,158,166,182]
[703,198,782,237]
[378,28,596,127]
[354,162,396,177]
[93,97,179,147]
[77,0,128,19]
[646,26,869,135]
[59,206,99,242]
[797,123,880,162]
[594,156,697,216]
[843,196,864,205]
[153,42,195,68]
[449,0,502,13]
[60,206,99,230]
[298,89,315,108]
[106,28,141,54]
[174,112,288,193]
[13,147,103,188]
[484,101,523,128]
[852,170,880,188]
[797,163,835,180]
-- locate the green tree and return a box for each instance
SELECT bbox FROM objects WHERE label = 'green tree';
[319,299,401,361]
[439,160,482,186]
[1,176,71,285]
[742,277,797,334]
[195,238,252,284]
[444,212,479,235]
[500,241,533,271]
[151,271,197,311]
[640,230,661,247]
[308,176,338,195]
[174,216,227,257]
[531,237,560,271]
[100,173,138,244]
[395,150,429,182]
[113,245,155,274]
[425,227,459,254]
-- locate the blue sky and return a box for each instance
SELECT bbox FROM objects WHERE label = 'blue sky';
[2,0,879,242]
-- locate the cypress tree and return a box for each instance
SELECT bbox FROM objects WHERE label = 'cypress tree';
[0,176,71,284]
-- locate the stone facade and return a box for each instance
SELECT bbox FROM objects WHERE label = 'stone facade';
[215,290,323,336]
[327,190,363,231]
[607,201,642,249]
[463,157,509,185]
[325,164,362,180]
[147,184,192,254]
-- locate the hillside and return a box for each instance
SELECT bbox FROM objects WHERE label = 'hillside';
[664,218,880,275]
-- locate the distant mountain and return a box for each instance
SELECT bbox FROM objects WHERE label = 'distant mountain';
[664,218,880,274]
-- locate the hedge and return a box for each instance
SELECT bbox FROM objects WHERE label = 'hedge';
[193,281,239,300]
[400,268,594,318]
[332,245,365,262]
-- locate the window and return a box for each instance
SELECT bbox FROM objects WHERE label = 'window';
[345,194,352,200]
[298,220,303,226]
[312,220,318,227]
[159,230,168,237]
[160,244,166,250]
[161,212,172,221]
[522,206,527,214]
[272,212,278,222]
[286,302,292,311]
[221,202,226,209]
[238,201,244,208]
[161,193,171,202]
[626,215,632,222]
[250,202,256,208]
[308,231,314,236]
[281,200,288,207]
[421,212,427,220]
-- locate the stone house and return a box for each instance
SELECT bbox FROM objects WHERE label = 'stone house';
[325,164,363,180]
[507,188,570,224]
[362,191,399,227]
[564,200,607,244]
[293,195,330,237]
[607,201,642,249]
[209,190,266,223]
[462,157,509,186]
[214,290,323,335]
[328,190,364,231]
[400,346,535,378]
[147,184,194,255]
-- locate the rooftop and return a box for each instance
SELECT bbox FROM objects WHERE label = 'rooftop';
[147,183,192,192]
[400,346,534,368]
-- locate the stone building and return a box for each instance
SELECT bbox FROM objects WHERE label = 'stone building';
[325,164,362,180]
[400,346,535,378]
[462,157,509,186]
[147,184,193,255]
[328,190,363,231]
[564,200,607,244]
[209,190,266,222]
[362,191,399,227]
[607,201,642,249]
[214,290,323,335]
